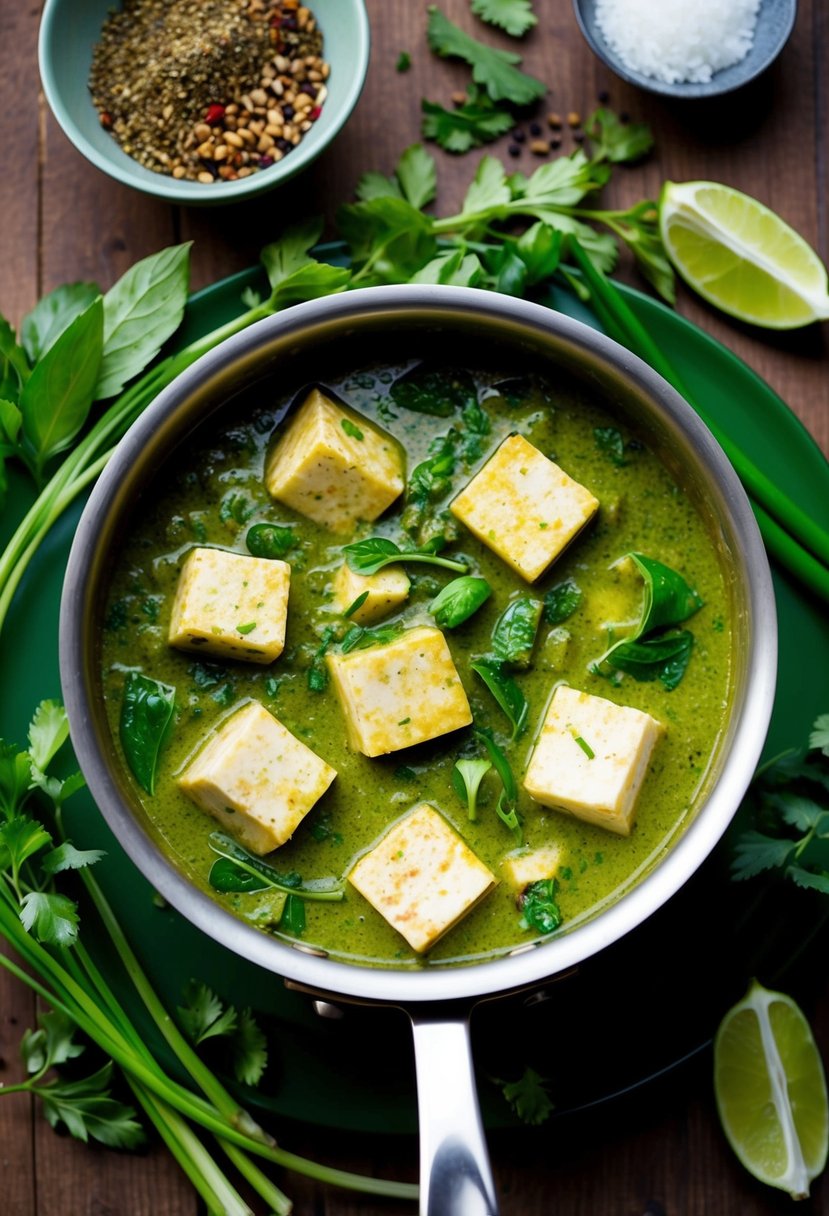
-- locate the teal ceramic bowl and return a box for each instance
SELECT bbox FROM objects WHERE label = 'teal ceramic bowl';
[39,0,370,205]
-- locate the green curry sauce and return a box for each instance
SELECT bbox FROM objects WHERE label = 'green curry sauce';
[100,364,732,968]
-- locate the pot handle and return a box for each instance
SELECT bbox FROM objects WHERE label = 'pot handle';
[408,1009,499,1216]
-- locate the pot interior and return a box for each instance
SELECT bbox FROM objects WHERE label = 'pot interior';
[61,289,775,1005]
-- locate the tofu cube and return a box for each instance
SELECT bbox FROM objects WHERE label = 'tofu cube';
[501,845,564,890]
[332,562,410,625]
[450,434,599,582]
[264,388,404,532]
[178,701,336,855]
[326,626,472,757]
[348,803,496,953]
[168,547,290,665]
[523,685,663,835]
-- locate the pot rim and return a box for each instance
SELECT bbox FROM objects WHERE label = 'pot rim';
[59,284,777,1006]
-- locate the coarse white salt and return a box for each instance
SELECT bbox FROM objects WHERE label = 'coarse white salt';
[594,0,761,85]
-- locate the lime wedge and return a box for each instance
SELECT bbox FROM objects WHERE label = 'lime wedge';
[714,979,829,1198]
[659,181,829,328]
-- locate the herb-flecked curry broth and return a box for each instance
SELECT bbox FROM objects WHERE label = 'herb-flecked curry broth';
[100,361,732,967]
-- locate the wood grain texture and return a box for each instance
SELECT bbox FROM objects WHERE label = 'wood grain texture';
[0,0,828,1211]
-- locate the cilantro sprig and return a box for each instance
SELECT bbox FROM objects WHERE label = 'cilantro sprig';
[733,714,829,893]
[0,703,417,1212]
[426,7,545,104]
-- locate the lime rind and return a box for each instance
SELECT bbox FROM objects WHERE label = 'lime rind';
[659,181,829,329]
[714,979,829,1198]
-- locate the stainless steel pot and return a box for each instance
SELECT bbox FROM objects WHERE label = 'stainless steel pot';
[59,286,777,1214]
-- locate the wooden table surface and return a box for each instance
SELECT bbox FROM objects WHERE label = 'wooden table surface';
[1,1,828,1213]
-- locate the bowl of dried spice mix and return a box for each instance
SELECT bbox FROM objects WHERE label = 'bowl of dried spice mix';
[39,0,370,203]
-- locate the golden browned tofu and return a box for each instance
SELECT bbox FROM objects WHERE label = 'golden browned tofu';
[450,434,599,582]
[331,561,410,625]
[348,803,496,952]
[523,685,663,836]
[168,547,290,665]
[326,626,472,757]
[178,701,336,854]
[264,388,404,532]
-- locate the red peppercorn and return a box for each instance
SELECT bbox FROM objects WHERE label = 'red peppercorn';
[204,104,226,125]
[100,111,113,128]
[310,105,322,120]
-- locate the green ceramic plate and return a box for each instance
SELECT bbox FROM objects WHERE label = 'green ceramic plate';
[1,265,827,1135]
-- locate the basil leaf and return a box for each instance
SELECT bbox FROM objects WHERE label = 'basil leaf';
[544,578,582,625]
[280,893,307,936]
[19,299,104,478]
[269,262,351,310]
[431,576,491,628]
[471,658,528,739]
[344,536,466,575]
[119,672,175,795]
[389,363,477,417]
[452,758,492,821]
[207,831,344,901]
[520,878,561,935]
[630,553,703,633]
[0,317,31,397]
[96,243,191,400]
[246,522,295,559]
[340,621,404,653]
[208,857,270,893]
[21,282,101,364]
[344,536,401,573]
[596,553,702,687]
[491,596,542,668]
[606,630,694,690]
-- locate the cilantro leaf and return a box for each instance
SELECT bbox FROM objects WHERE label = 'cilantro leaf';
[27,700,69,770]
[260,217,324,288]
[355,171,402,202]
[337,197,437,284]
[395,144,438,211]
[40,1062,145,1149]
[42,841,106,874]
[731,830,795,880]
[422,90,514,154]
[471,0,537,37]
[20,891,80,948]
[496,1067,554,1125]
[771,792,825,833]
[585,108,653,164]
[787,867,829,895]
[178,980,237,1045]
[810,714,829,757]
[0,815,52,873]
[412,250,484,286]
[461,155,511,217]
[232,1008,268,1086]
[21,1010,85,1075]
[427,7,546,104]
